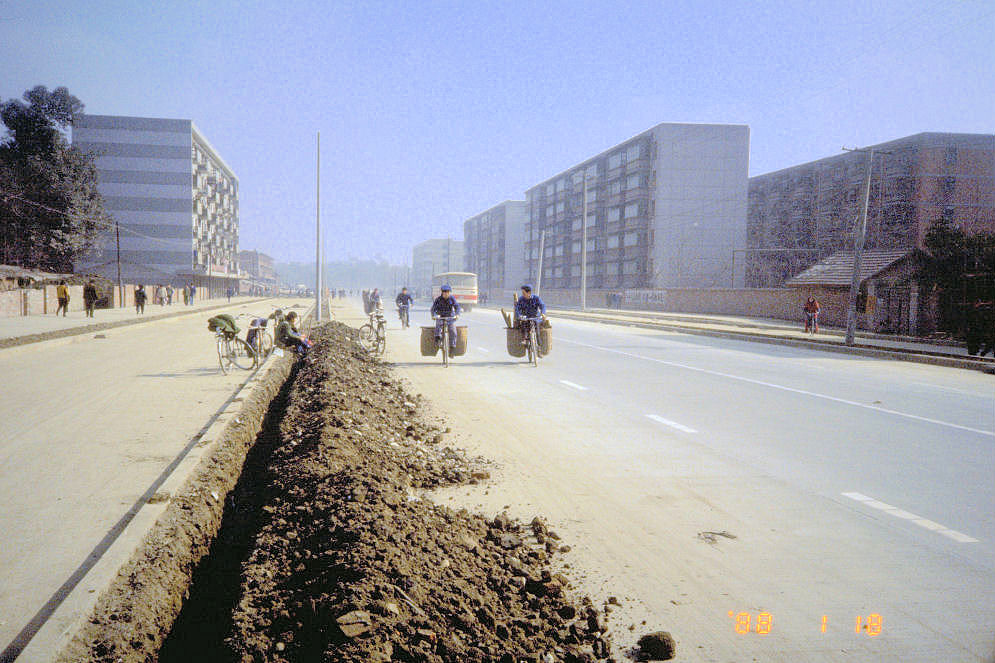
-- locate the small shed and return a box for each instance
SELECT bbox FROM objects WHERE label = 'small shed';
[786,250,919,333]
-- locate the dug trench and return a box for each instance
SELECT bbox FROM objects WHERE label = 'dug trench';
[56,322,673,662]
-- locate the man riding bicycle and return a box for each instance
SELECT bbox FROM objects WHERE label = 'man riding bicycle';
[396,287,413,325]
[514,284,546,344]
[431,284,461,350]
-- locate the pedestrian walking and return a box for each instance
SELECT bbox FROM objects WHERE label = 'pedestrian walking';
[803,297,821,333]
[135,285,147,315]
[182,284,189,305]
[226,287,233,303]
[189,283,196,304]
[156,284,166,307]
[83,280,98,318]
[166,284,174,305]
[55,280,70,316]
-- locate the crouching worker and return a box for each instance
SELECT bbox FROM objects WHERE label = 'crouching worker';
[276,311,312,357]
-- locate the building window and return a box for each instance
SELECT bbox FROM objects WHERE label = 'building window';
[572,218,583,231]
[608,152,622,169]
[546,204,554,217]
[572,240,581,252]
[624,203,640,218]
[608,207,621,222]
[626,144,642,162]
[609,180,622,195]
[608,235,620,249]
[626,174,641,190]
[606,262,620,275]
[587,238,596,251]
[556,201,565,213]
[546,184,554,196]
[586,164,598,179]
[624,231,638,246]
[623,260,638,274]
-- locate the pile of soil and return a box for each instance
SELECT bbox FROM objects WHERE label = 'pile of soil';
[164,322,616,662]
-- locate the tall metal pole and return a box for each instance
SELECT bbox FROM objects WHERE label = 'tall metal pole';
[845,148,874,346]
[580,178,588,311]
[315,132,321,321]
[536,230,546,294]
[114,218,123,307]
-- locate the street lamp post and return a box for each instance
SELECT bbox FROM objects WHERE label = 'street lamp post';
[581,178,589,311]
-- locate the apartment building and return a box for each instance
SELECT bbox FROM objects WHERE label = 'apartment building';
[747,132,995,287]
[73,114,239,294]
[523,122,750,291]
[411,238,464,296]
[239,249,277,295]
[463,200,527,297]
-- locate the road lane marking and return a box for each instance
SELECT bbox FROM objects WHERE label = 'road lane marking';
[646,414,698,433]
[559,338,995,438]
[559,380,588,391]
[477,347,490,354]
[841,492,979,543]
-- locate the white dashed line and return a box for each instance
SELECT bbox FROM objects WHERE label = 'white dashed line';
[558,338,995,438]
[559,380,588,391]
[841,492,978,543]
[477,347,490,354]
[646,414,698,433]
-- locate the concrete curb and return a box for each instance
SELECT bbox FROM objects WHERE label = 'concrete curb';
[551,310,995,374]
[11,305,316,663]
[0,298,271,353]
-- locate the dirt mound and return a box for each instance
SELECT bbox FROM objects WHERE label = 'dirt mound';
[164,322,616,662]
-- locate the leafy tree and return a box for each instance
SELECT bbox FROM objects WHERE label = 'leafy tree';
[0,85,107,271]
[919,218,995,333]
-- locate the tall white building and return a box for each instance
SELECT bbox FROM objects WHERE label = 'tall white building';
[73,115,239,294]
[463,200,527,297]
[524,122,750,289]
[411,238,464,296]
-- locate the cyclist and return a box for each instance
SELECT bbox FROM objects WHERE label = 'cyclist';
[276,311,311,357]
[431,284,461,350]
[514,284,546,344]
[396,287,413,326]
[370,288,383,311]
[803,297,820,333]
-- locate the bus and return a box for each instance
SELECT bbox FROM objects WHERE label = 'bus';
[432,272,478,312]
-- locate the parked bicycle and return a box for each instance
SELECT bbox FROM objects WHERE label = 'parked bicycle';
[209,313,257,373]
[360,307,387,356]
[244,314,275,360]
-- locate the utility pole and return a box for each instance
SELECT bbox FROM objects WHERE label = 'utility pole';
[114,218,123,307]
[315,132,322,321]
[842,146,889,345]
[580,178,588,311]
[536,229,546,294]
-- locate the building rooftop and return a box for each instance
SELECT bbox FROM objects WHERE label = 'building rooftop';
[785,249,913,287]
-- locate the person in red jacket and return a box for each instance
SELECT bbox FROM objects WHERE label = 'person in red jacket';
[803,297,821,333]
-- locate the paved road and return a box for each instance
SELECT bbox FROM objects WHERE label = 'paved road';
[0,297,310,654]
[366,303,995,662]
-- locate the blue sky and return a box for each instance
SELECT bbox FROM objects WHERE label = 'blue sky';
[2,0,993,264]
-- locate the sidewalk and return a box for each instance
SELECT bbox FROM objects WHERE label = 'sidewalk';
[0,296,267,348]
[547,306,994,371]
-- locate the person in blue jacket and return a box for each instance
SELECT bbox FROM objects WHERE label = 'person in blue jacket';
[514,284,546,343]
[431,285,461,349]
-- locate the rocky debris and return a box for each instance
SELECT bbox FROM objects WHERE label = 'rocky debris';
[176,323,617,662]
[636,631,676,660]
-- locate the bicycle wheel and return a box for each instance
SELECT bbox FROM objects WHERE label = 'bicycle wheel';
[217,337,231,374]
[442,328,449,367]
[529,326,539,367]
[229,337,256,370]
[260,331,273,357]
[376,323,386,355]
[358,323,374,350]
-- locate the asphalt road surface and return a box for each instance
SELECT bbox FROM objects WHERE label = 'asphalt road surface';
[0,298,310,655]
[369,303,995,662]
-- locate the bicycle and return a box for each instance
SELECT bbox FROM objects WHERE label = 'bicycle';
[398,303,410,329]
[359,307,386,356]
[521,316,543,367]
[216,330,256,374]
[244,315,274,360]
[435,315,458,367]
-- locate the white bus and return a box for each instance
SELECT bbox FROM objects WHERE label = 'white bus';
[432,272,478,312]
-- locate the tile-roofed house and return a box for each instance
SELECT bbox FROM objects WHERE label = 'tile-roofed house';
[785,249,913,288]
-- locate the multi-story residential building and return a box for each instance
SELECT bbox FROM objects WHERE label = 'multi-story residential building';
[524,122,750,291]
[746,132,995,287]
[463,200,527,297]
[411,238,464,296]
[238,249,278,295]
[73,115,239,295]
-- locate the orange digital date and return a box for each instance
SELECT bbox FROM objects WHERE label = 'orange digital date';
[728,611,883,636]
